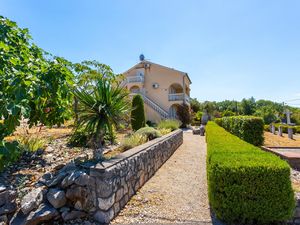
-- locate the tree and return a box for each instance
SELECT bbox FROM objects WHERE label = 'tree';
[240,97,256,115]
[254,106,278,124]
[131,95,146,131]
[73,77,130,159]
[190,98,202,113]
[176,103,191,128]
[0,16,74,166]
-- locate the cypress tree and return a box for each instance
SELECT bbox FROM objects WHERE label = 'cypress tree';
[131,94,146,131]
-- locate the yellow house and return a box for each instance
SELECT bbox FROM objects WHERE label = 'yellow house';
[122,56,192,123]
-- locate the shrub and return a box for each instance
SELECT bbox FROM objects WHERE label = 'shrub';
[206,122,295,224]
[157,119,180,131]
[158,128,171,135]
[73,78,130,158]
[68,129,89,147]
[121,134,147,151]
[219,116,264,146]
[214,118,222,126]
[176,103,191,128]
[131,95,146,131]
[272,123,299,134]
[135,127,161,140]
[146,120,157,127]
[0,141,22,172]
[0,154,3,172]
[195,111,203,121]
[18,135,48,152]
[264,124,270,132]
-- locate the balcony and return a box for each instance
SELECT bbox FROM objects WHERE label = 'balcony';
[126,76,144,83]
[168,93,190,103]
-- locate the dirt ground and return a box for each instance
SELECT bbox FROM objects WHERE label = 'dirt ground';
[264,131,300,147]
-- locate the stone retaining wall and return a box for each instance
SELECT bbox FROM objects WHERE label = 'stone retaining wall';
[1,129,183,224]
[89,129,183,223]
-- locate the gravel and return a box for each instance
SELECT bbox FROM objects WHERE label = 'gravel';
[112,130,223,224]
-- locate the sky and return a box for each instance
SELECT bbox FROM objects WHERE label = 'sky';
[1,0,300,106]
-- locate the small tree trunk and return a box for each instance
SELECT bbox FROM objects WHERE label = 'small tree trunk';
[92,132,104,160]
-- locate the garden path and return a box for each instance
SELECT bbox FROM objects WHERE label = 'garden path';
[111,129,223,224]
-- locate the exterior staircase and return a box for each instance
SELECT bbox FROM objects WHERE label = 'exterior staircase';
[141,94,169,119]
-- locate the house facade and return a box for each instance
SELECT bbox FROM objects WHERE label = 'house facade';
[122,57,191,123]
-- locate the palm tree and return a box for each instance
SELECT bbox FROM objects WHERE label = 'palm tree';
[73,77,130,159]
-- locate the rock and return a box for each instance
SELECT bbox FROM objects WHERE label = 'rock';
[59,162,77,173]
[0,190,16,207]
[61,171,83,188]
[93,208,114,224]
[47,188,66,209]
[10,203,59,225]
[0,215,7,223]
[98,194,115,211]
[59,207,70,213]
[20,188,43,215]
[74,201,83,211]
[46,172,67,187]
[66,186,85,200]
[45,146,54,153]
[0,186,6,193]
[38,172,53,185]
[36,149,44,155]
[0,201,17,215]
[62,210,86,221]
[75,173,90,186]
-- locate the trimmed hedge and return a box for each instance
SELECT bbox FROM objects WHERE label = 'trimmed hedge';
[206,122,295,224]
[131,94,146,131]
[219,116,264,146]
[273,123,300,134]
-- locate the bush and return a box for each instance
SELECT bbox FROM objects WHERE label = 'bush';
[264,124,270,131]
[121,134,147,151]
[158,128,171,135]
[135,127,161,140]
[157,119,180,131]
[131,95,146,131]
[18,135,48,152]
[206,122,295,224]
[176,103,191,128]
[146,120,157,127]
[272,123,299,134]
[68,129,89,147]
[214,118,222,126]
[219,116,264,146]
[0,141,22,172]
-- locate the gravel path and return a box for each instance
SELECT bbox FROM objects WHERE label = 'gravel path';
[112,130,222,224]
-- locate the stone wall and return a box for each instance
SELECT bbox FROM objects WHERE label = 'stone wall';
[90,129,183,223]
[2,129,183,224]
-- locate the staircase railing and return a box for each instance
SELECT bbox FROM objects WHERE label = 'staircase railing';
[142,95,169,119]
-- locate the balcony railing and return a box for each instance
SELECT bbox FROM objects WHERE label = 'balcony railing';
[168,93,190,103]
[126,76,144,83]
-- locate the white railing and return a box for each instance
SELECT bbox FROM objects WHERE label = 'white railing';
[168,93,190,103]
[126,76,144,83]
[129,91,169,119]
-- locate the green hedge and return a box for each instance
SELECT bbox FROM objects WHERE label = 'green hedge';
[219,116,264,146]
[273,123,300,134]
[206,122,294,224]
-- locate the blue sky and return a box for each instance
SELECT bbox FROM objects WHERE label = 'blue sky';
[1,0,300,106]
